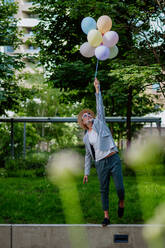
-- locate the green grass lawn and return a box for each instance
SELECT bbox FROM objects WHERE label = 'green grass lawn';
[0,168,165,224]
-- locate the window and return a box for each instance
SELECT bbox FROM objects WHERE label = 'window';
[4,46,14,53]
[152,83,160,91]
[28,45,35,51]
[154,104,160,110]
[25,44,40,53]
[22,12,39,19]
[24,28,33,37]
[4,0,14,3]
[23,0,33,3]
[28,13,39,19]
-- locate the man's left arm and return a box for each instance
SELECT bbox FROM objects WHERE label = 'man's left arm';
[94,78,106,122]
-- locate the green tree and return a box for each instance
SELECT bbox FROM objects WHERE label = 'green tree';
[0,0,29,115]
[20,87,82,150]
[131,0,165,97]
[49,61,161,145]
[0,122,40,165]
[108,64,162,145]
[32,0,164,66]
[31,0,163,145]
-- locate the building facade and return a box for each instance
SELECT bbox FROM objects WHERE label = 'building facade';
[4,0,39,55]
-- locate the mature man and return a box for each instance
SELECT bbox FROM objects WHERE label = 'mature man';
[78,78,125,226]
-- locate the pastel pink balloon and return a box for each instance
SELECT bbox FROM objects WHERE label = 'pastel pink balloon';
[95,45,110,61]
[103,31,119,48]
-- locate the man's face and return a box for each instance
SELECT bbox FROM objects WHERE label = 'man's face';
[82,112,93,126]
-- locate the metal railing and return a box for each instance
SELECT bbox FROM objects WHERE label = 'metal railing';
[0,116,162,158]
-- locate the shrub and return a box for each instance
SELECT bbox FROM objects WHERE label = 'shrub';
[7,169,36,178]
[4,152,49,177]
[0,168,8,178]
[22,152,49,170]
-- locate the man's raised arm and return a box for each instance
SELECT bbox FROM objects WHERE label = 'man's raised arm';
[94,78,106,122]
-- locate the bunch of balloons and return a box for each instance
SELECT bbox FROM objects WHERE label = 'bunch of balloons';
[80,15,119,61]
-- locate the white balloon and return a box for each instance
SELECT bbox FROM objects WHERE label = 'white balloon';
[103,31,119,48]
[80,42,95,58]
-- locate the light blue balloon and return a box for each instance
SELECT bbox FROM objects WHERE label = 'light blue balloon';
[81,17,97,35]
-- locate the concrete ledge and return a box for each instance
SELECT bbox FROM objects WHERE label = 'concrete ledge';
[11,224,155,248]
[1,224,164,248]
[0,225,11,248]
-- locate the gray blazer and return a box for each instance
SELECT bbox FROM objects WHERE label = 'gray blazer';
[83,89,118,175]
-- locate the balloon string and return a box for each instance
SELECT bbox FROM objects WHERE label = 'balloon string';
[94,59,99,79]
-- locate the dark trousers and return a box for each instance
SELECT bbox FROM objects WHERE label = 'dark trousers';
[95,153,125,211]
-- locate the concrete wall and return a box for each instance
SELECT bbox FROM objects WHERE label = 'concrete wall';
[0,224,161,248]
[0,225,11,248]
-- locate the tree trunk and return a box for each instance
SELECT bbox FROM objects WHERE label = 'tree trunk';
[126,86,133,148]
[110,96,115,136]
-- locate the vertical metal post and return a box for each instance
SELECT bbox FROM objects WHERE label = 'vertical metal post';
[23,122,26,159]
[121,139,123,150]
[156,120,161,136]
[150,122,153,135]
[11,119,14,159]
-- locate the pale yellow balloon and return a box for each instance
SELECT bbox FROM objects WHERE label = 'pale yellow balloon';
[97,15,112,34]
[87,29,103,47]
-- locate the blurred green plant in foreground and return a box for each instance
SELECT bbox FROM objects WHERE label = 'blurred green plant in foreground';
[124,134,165,248]
[47,149,89,248]
[124,135,165,175]
[143,202,165,248]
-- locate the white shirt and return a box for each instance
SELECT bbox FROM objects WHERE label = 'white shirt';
[88,129,113,161]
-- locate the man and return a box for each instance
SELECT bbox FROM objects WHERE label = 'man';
[78,78,125,226]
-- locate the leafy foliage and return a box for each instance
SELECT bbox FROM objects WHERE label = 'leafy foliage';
[0,0,32,115]
[0,122,41,164]
[0,0,20,47]
[31,0,164,144]
[32,0,164,96]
